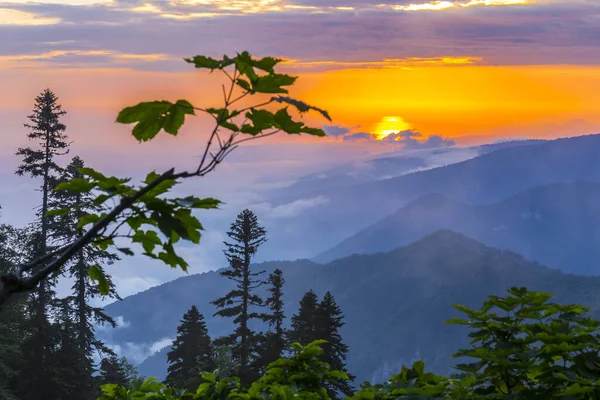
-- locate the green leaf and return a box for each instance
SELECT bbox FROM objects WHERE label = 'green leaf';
[131,119,163,142]
[77,213,101,229]
[132,230,162,253]
[252,74,297,94]
[176,196,221,209]
[88,265,110,295]
[117,100,195,141]
[55,178,96,193]
[184,55,221,70]
[241,109,275,136]
[144,171,161,184]
[273,107,304,134]
[116,247,134,256]
[45,207,70,217]
[117,100,171,124]
[235,78,251,91]
[300,126,326,137]
[271,96,331,121]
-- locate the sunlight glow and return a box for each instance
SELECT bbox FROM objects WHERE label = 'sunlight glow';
[6,0,114,4]
[386,0,532,11]
[0,50,171,70]
[0,8,61,25]
[279,56,482,72]
[131,3,162,13]
[373,116,413,140]
[172,0,282,13]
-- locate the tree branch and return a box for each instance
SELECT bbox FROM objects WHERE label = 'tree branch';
[0,168,176,307]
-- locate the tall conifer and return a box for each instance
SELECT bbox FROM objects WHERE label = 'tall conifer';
[212,209,267,386]
[289,289,319,346]
[96,355,136,390]
[14,88,70,400]
[165,305,214,391]
[256,268,286,372]
[52,300,92,399]
[0,222,27,400]
[49,156,120,362]
[316,292,354,399]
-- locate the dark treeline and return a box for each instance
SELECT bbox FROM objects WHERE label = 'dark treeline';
[165,208,354,399]
[0,89,136,399]
[0,89,353,399]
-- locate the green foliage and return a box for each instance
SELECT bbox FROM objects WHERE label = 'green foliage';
[97,354,139,392]
[116,100,195,142]
[100,288,600,400]
[1,51,330,311]
[2,54,331,400]
[88,264,111,296]
[446,286,600,398]
[49,52,329,296]
[212,345,237,380]
[98,341,348,400]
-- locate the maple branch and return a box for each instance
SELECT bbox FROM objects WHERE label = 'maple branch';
[0,168,176,308]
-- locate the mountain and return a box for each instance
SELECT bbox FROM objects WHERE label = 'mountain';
[103,230,600,384]
[314,182,600,275]
[258,134,600,261]
[261,139,540,202]
[476,138,547,155]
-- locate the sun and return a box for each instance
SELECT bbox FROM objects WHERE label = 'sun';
[373,116,412,140]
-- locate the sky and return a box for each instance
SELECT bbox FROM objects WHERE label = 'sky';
[1,0,600,300]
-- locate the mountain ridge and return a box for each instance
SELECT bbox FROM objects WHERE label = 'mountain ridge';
[103,229,600,384]
[259,134,600,262]
[313,181,600,275]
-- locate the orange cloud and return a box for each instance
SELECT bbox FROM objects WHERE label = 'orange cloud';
[383,0,532,12]
[0,50,173,70]
[279,56,483,72]
[0,8,61,25]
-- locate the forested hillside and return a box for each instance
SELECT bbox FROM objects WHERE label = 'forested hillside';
[105,230,600,384]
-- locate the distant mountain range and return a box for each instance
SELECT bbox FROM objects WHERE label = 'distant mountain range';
[314,182,600,275]
[259,134,600,261]
[103,230,600,385]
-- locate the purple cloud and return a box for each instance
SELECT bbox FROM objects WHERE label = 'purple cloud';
[0,0,599,68]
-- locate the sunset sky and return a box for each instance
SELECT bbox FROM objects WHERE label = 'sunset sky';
[1,0,599,145]
[1,0,600,299]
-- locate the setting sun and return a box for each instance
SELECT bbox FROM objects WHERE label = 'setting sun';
[373,116,413,140]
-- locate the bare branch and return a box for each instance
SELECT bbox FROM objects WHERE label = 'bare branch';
[16,243,70,276]
[231,130,280,146]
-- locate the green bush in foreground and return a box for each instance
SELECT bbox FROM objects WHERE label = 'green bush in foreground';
[99,287,600,400]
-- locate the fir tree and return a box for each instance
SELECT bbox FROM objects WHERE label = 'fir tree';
[15,88,70,316]
[96,355,136,389]
[49,156,120,362]
[16,228,62,400]
[211,209,267,386]
[51,300,92,399]
[0,223,27,400]
[289,289,319,346]
[14,88,70,400]
[316,292,355,399]
[165,305,214,392]
[256,269,286,373]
